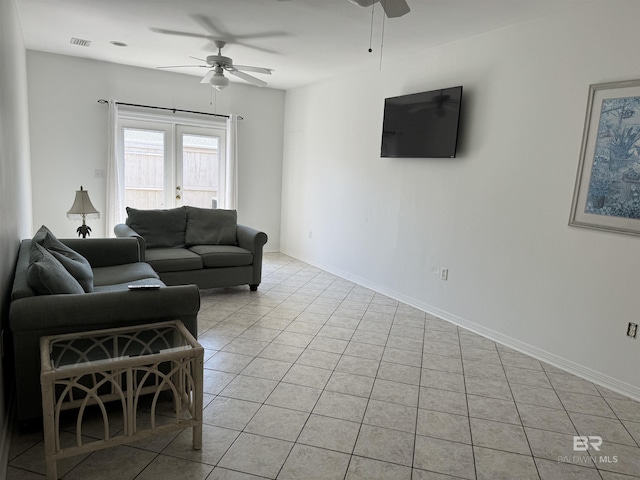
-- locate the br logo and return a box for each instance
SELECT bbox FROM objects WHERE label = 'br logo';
[573,436,603,451]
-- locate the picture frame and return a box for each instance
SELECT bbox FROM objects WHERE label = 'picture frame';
[569,79,640,236]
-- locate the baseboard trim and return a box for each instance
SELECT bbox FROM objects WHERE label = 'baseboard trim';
[280,248,640,402]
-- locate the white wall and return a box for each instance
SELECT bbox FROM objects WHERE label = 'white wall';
[27,52,284,250]
[281,0,640,398]
[0,0,33,472]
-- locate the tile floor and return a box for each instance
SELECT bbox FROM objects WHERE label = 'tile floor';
[7,252,640,480]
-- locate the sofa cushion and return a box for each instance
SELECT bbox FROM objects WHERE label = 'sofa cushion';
[27,243,84,295]
[185,207,238,246]
[92,262,160,287]
[189,245,253,268]
[145,248,204,273]
[126,206,187,248]
[42,232,94,293]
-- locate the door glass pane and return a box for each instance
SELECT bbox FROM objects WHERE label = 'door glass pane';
[123,128,165,209]
[181,134,220,209]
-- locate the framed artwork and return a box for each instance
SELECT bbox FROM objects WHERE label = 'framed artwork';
[570,79,640,236]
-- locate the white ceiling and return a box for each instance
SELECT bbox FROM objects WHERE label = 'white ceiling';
[16,0,590,90]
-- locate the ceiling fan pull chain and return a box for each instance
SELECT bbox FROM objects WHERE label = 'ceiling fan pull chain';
[209,85,217,110]
[368,1,375,52]
[379,1,386,70]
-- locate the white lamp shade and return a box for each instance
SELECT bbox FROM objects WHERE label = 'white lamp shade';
[67,186,100,219]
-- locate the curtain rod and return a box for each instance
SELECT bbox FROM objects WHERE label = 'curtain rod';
[97,99,242,120]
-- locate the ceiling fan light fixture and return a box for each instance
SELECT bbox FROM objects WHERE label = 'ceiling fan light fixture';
[349,0,376,6]
[210,72,229,90]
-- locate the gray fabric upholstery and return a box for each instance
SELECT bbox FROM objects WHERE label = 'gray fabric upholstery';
[158,266,254,290]
[92,263,159,287]
[42,231,94,292]
[185,207,238,246]
[62,237,142,267]
[116,213,268,290]
[27,243,85,295]
[189,245,253,268]
[113,224,146,260]
[237,225,269,290]
[93,277,165,292]
[126,206,187,248]
[9,237,201,423]
[145,247,203,273]
[32,224,52,245]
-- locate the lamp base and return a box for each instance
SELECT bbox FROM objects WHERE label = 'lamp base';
[76,224,92,238]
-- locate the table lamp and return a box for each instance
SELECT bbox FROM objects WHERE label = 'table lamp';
[67,186,100,238]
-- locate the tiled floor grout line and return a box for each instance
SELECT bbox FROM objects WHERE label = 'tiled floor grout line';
[410,309,430,479]
[458,326,478,480]
[497,345,546,480]
[217,264,403,477]
[340,293,397,479]
[536,351,602,474]
[270,274,355,480]
[234,266,344,477]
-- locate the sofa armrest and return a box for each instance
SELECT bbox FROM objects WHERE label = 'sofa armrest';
[9,284,200,334]
[237,224,268,254]
[237,225,268,287]
[114,224,146,261]
[61,237,142,268]
[9,283,200,423]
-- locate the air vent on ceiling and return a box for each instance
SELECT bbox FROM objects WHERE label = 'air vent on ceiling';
[70,37,91,47]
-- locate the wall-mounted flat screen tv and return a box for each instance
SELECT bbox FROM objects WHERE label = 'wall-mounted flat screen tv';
[381,86,462,158]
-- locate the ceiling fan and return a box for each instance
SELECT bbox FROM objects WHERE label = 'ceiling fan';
[277,0,410,17]
[349,0,410,18]
[151,14,283,89]
[157,40,273,90]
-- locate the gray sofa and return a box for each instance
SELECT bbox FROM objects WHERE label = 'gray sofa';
[115,206,268,291]
[9,227,200,424]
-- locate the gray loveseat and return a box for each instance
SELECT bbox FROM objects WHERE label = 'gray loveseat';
[115,206,268,291]
[9,226,200,424]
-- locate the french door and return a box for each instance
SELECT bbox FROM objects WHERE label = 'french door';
[120,119,226,210]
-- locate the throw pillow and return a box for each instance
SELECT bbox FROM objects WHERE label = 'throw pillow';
[42,232,94,292]
[32,224,54,245]
[126,206,187,248]
[185,207,238,246]
[27,243,84,295]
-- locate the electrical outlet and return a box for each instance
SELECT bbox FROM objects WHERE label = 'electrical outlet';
[627,322,638,339]
[308,231,312,240]
[95,169,105,178]
[440,268,449,281]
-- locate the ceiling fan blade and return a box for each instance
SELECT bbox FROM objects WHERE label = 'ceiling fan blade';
[190,14,226,37]
[233,41,282,55]
[192,13,286,41]
[229,69,268,87]
[380,0,410,18]
[189,56,206,62]
[150,27,210,40]
[156,64,207,69]
[200,71,215,84]
[232,65,273,75]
